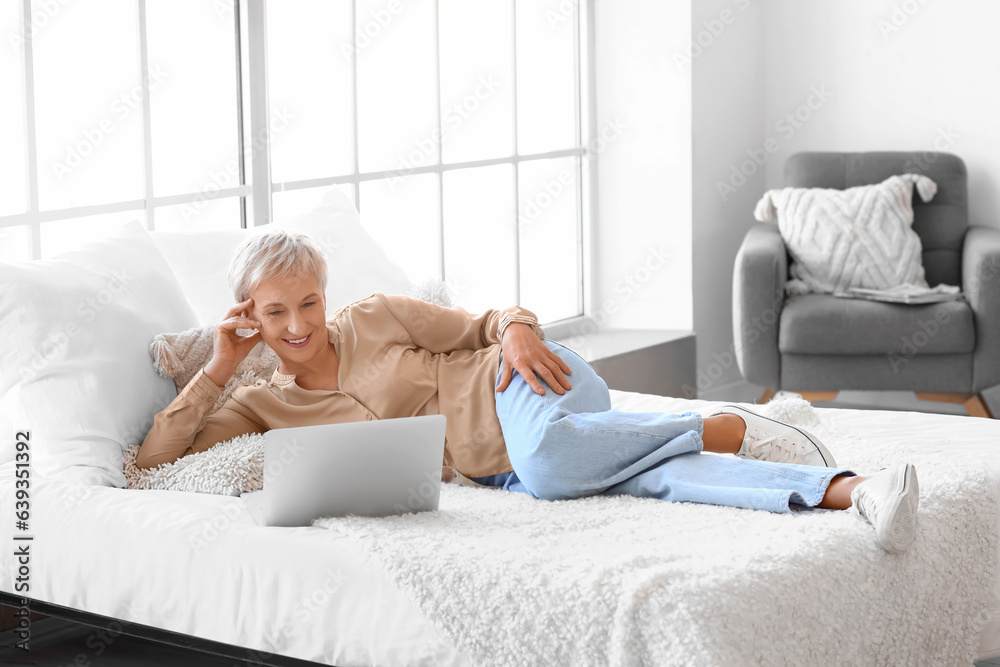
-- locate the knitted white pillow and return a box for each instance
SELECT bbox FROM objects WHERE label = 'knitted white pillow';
[123,433,264,495]
[754,173,938,296]
[149,326,279,416]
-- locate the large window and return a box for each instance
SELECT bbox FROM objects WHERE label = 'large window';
[1,0,589,323]
[0,0,250,260]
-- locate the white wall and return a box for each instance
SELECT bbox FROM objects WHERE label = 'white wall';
[589,0,692,339]
[763,0,1000,231]
[690,0,766,400]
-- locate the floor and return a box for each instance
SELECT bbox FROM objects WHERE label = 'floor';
[791,389,978,417]
[2,615,999,666]
[713,384,992,418]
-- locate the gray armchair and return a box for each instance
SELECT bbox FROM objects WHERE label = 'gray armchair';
[733,151,1000,418]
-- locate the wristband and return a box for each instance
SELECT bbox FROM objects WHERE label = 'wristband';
[498,313,544,341]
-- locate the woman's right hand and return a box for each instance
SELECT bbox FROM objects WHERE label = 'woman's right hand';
[204,298,263,387]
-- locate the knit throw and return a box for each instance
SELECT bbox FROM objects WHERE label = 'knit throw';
[314,398,998,666]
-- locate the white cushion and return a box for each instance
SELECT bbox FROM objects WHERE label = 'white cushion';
[150,186,413,325]
[754,173,939,295]
[122,433,264,496]
[0,221,200,487]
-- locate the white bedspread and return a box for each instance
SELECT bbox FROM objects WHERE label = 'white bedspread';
[614,392,1000,662]
[2,392,1000,666]
[313,398,999,666]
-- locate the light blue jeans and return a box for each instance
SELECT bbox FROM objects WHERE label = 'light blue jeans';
[476,340,855,514]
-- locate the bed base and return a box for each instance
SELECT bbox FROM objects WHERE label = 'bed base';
[0,591,330,667]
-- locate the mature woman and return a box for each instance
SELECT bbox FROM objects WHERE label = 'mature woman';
[137,230,920,554]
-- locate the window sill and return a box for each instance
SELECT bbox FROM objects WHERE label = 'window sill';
[544,325,697,398]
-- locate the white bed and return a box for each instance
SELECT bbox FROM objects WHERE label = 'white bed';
[2,390,999,666]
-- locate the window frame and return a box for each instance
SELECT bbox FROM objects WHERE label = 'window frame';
[2,0,598,332]
[253,0,595,329]
[1,0,251,254]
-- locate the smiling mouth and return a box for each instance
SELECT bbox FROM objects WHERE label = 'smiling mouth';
[284,334,310,347]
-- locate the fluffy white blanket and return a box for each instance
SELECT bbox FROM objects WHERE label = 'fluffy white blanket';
[122,434,263,495]
[313,400,999,666]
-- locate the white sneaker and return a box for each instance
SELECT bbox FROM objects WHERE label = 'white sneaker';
[711,404,837,467]
[851,463,919,554]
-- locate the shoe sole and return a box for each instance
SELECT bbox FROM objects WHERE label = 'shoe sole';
[716,404,837,468]
[879,463,919,554]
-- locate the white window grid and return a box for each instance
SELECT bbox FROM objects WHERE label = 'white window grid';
[2,0,598,328]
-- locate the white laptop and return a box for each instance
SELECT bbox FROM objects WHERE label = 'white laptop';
[242,414,447,527]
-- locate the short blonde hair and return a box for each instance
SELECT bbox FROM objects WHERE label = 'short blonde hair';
[228,228,328,304]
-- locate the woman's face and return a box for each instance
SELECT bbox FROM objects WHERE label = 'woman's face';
[249,271,328,364]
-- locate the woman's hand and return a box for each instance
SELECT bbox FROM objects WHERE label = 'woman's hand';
[496,323,573,395]
[204,298,263,387]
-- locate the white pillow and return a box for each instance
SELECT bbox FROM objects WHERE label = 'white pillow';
[754,173,938,295]
[150,185,413,325]
[0,221,200,487]
[122,433,264,497]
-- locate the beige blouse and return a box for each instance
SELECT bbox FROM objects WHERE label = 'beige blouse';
[135,292,545,481]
